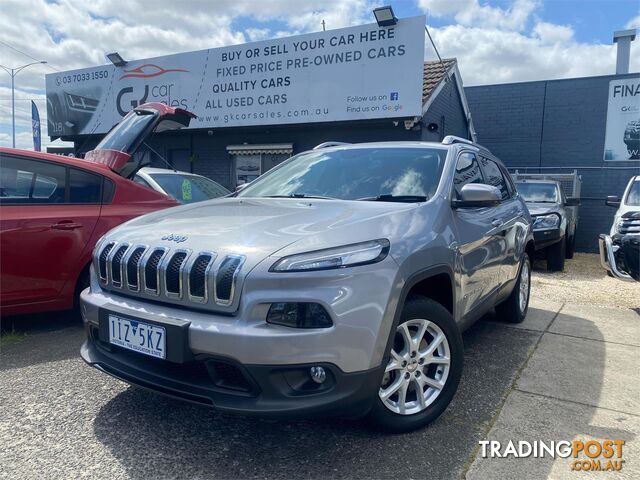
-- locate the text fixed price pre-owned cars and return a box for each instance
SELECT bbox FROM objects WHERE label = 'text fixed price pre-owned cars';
[80,137,534,432]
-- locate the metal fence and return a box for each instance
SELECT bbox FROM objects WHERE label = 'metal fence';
[510,169,582,198]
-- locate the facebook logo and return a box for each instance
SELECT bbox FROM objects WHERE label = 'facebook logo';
[390,92,399,101]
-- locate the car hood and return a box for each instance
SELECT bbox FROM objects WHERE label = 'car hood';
[104,196,418,267]
[96,196,434,313]
[526,202,562,216]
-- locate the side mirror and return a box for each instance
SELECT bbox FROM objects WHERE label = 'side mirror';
[452,184,502,208]
[565,197,581,206]
[605,195,621,207]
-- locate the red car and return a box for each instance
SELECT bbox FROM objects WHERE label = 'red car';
[0,103,194,316]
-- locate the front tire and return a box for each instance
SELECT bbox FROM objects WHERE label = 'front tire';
[496,253,531,323]
[565,230,576,259]
[369,296,463,433]
[546,238,566,271]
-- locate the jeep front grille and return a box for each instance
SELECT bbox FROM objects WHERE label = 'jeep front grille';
[110,244,129,287]
[98,242,115,281]
[165,251,188,296]
[95,243,244,309]
[126,247,146,291]
[143,249,165,293]
[189,254,214,300]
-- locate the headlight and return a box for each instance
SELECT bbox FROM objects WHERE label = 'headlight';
[270,239,390,272]
[533,214,560,230]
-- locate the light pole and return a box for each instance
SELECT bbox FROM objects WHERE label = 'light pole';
[0,61,47,148]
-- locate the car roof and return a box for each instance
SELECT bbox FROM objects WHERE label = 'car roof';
[0,147,117,175]
[308,140,500,161]
[310,141,452,151]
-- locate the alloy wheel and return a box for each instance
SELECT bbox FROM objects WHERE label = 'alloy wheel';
[379,319,451,415]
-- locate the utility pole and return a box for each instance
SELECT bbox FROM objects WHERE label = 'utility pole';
[0,61,47,148]
[322,20,326,32]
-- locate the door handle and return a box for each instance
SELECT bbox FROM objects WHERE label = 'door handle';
[51,221,83,230]
[491,219,503,228]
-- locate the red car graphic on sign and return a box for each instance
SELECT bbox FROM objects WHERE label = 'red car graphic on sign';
[120,64,188,80]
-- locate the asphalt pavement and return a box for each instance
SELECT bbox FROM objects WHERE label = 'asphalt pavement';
[1,304,545,480]
[2,298,636,479]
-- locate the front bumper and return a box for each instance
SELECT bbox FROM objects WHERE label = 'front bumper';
[81,327,383,417]
[533,227,562,250]
[79,253,399,416]
[598,234,639,282]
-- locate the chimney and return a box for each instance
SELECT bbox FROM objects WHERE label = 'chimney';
[613,29,636,74]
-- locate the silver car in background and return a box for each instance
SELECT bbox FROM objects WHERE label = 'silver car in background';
[133,167,230,204]
[80,137,534,432]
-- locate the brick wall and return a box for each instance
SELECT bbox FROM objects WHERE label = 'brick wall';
[466,73,640,252]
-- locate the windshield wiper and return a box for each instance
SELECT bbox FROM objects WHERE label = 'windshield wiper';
[357,194,428,203]
[264,193,336,200]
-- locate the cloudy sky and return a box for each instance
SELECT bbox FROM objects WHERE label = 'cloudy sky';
[1,0,638,150]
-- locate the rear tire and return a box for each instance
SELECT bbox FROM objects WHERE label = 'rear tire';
[496,253,531,324]
[546,239,566,272]
[369,296,463,433]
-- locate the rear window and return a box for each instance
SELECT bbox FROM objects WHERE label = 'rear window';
[95,110,155,152]
[516,183,559,203]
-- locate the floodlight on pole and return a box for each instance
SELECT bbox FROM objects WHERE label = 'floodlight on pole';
[373,5,397,27]
[106,52,127,67]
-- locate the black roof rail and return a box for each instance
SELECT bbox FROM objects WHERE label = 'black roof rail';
[312,141,350,150]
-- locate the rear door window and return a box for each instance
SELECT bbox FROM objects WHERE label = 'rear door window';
[0,156,66,204]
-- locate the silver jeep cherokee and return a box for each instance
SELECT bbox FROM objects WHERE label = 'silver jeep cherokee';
[81,136,534,432]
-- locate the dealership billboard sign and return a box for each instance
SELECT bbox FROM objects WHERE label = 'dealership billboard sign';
[603,77,640,161]
[46,16,425,137]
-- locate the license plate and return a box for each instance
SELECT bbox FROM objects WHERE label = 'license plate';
[108,314,166,359]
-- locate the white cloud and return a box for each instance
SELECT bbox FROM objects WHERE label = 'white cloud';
[626,14,640,29]
[418,1,639,85]
[419,0,539,31]
[533,21,574,44]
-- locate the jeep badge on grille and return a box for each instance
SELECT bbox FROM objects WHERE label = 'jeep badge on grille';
[162,234,188,243]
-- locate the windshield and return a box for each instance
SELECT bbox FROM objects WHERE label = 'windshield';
[148,173,230,204]
[237,147,447,201]
[95,110,156,152]
[625,180,640,206]
[516,182,559,203]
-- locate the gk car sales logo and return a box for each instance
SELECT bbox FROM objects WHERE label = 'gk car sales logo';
[116,64,189,116]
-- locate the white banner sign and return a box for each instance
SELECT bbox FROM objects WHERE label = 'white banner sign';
[46,16,425,136]
[603,77,640,161]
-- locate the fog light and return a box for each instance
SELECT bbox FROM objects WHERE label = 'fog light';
[310,366,326,384]
[266,302,333,328]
